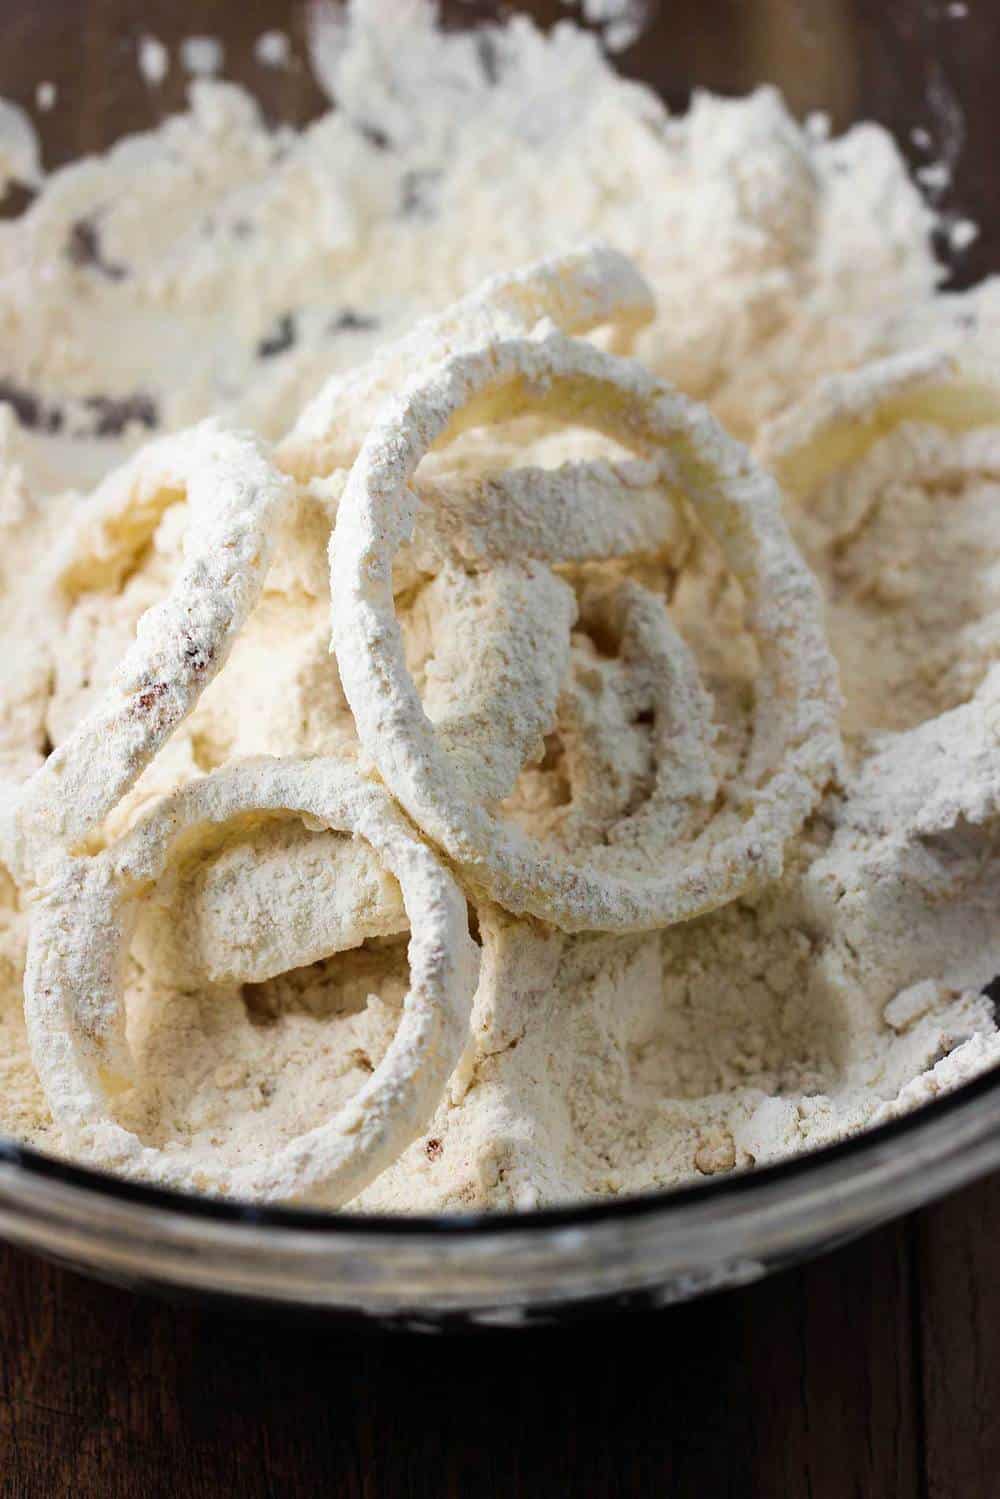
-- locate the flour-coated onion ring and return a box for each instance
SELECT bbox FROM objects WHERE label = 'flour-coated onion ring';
[331,331,842,932]
[279,244,655,481]
[179,820,408,985]
[7,423,292,883]
[399,454,687,585]
[758,349,1000,502]
[757,349,1000,745]
[23,755,479,1204]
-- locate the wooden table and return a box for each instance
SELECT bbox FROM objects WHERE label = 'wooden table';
[0,1173,997,1497]
[2,2,999,1494]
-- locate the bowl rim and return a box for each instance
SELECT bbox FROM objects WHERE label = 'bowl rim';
[2,1050,998,1237]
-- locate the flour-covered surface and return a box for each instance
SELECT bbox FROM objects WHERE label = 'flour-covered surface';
[0,0,999,1210]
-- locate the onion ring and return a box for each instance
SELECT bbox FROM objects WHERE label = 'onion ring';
[23,755,479,1204]
[6,423,292,883]
[279,244,655,481]
[179,819,408,985]
[758,349,1000,502]
[758,349,1000,742]
[397,454,687,586]
[331,330,842,932]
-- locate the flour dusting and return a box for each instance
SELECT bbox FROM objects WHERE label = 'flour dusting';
[0,0,998,1210]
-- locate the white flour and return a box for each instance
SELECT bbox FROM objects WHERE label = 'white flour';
[0,0,999,1209]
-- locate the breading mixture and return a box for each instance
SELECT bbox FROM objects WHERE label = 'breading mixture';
[1,0,999,1209]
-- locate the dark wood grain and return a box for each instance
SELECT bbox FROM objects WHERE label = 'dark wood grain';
[915,1173,1000,1499]
[1,1176,998,1498]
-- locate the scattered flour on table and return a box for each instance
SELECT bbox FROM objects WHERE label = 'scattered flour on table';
[0,0,999,1209]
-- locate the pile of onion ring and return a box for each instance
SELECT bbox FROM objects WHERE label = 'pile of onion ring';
[1,245,848,1204]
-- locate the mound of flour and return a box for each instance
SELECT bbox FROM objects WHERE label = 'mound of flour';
[0,0,998,1209]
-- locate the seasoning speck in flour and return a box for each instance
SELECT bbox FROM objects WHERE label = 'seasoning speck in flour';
[1,0,998,1210]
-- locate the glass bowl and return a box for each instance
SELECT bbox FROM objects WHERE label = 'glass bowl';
[1,0,998,1327]
[2,1065,1000,1327]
